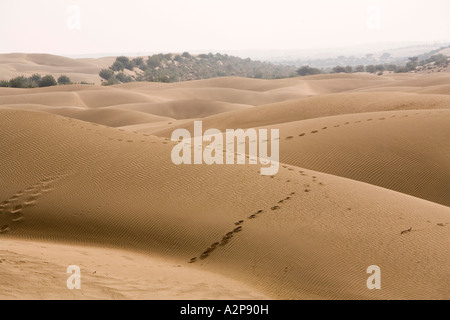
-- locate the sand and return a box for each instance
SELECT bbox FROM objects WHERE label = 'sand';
[0,55,449,300]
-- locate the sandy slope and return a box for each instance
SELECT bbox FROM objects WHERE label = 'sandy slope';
[0,68,449,300]
[0,109,449,300]
[264,109,450,206]
[0,239,268,300]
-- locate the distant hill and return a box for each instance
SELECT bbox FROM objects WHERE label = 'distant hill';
[0,53,114,85]
[99,53,297,85]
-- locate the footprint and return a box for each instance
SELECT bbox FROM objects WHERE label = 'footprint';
[311,130,318,134]
[24,196,38,206]
[322,127,327,130]
[233,226,243,233]
[0,225,10,234]
[299,133,305,137]
[11,212,24,222]
[285,136,294,140]
[11,205,23,214]
[41,186,52,193]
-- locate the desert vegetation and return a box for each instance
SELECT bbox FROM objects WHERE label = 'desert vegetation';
[0,74,75,88]
[100,53,297,85]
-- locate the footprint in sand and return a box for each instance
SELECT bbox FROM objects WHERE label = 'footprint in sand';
[11,205,23,214]
[24,196,38,206]
[41,186,52,193]
[233,226,243,233]
[311,130,318,134]
[299,133,305,137]
[11,212,24,222]
[0,225,10,234]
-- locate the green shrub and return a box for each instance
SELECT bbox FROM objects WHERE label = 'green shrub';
[296,66,321,76]
[38,75,57,87]
[111,61,125,72]
[99,69,115,80]
[57,75,71,85]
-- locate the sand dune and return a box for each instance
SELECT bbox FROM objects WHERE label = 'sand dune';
[0,109,449,299]
[260,109,450,206]
[113,99,251,119]
[1,70,449,300]
[152,91,450,137]
[0,53,114,85]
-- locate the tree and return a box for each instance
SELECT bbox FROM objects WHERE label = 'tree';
[332,66,347,73]
[406,57,418,71]
[296,66,321,76]
[57,75,71,85]
[116,56,130,65]
[30,74,42,83]
[38,75,57,87]
[115,72,133,83]
[99,69,115,81]
[375,65,385,72]
[345,66,353,73]
[147,55,163,68]
[133,57,145,67]
[182,52,191,58]
[366,65,376,73]
[429,54,448,66]
[355,65,365,72]
[9,76,27,88]
[111,61,125,72]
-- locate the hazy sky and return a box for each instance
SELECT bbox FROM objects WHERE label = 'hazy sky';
[1,0,449,55]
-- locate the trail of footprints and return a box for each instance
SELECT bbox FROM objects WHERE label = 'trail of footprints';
[189,170,326,263]
[0,175,67,234]
[281,110,447,141]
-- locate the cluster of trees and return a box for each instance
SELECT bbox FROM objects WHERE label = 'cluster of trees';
[297,54,448,77]
[0,74,73,88]
[100,53,297,85]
